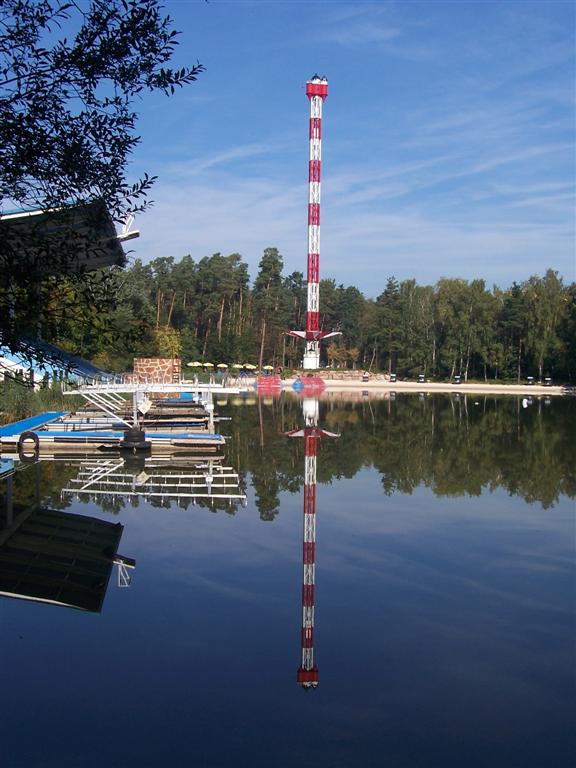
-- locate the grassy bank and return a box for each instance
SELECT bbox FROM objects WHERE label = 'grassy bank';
[0,379,82,424]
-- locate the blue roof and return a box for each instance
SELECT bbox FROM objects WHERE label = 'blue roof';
[0,412,68,437]
[40,431,222,440]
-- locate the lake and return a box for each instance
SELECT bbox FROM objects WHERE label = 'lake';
[0,393,574,768]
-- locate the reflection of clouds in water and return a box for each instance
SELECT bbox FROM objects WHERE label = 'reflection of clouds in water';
[320,471,569,534]
[321,533,572,616]
[316,474,573,625]
[101,459,573,599]
[168,572,268,605]
[112,490,302,565]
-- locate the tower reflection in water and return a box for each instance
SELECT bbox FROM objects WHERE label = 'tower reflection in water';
[287,397,338,690]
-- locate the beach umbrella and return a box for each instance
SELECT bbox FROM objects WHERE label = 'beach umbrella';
[216,363,228,369]
[203,362,214,367]
[231,363,243,368]
[186,361,203,367]
[262,365,274,371]
[243,363,257,370]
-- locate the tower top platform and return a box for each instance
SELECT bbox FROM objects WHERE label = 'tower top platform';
[306,76,328,99]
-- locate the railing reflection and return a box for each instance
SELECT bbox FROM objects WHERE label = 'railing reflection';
[60,455,247,508]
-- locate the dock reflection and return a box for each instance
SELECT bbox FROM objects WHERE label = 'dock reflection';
[0,450,247,612]
[0,460,132,612]
[60,455,247,508]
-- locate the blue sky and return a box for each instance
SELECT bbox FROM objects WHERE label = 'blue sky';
[127,0,575,296]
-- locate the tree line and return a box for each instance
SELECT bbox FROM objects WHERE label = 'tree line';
[44,248,575,382]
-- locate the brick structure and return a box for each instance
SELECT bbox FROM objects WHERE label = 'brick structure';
[132,358,181,384]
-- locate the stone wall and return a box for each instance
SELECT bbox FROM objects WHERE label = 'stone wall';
[132,358,181,383]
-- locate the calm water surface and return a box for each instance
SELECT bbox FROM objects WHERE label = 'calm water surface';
[0,393,574,768]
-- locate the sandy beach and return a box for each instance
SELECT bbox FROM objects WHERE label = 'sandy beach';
[282,376,574,397]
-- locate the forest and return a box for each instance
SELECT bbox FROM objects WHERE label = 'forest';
[42,247,575,383]
[45,248,576,381]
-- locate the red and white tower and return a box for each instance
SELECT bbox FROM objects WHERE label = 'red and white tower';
[287,398,338,689]
[287,75,340,370]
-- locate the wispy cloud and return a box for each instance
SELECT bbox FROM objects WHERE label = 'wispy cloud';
[131,156,573,292]
[170,142,281,176]
[131,72,574,289]
[127,0,574,292]
[320,19,400,48]
[310,2,433,60]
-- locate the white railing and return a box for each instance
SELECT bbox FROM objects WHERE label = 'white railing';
[62,374,247,395]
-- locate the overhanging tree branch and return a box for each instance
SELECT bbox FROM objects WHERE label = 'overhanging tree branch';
[0,0,204,356]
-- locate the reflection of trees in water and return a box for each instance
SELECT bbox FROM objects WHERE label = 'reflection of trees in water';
[224,395,575,512]
[65,486,245,517]
[226,398,307,521]
[2,395,572,517]
[2,460,78,513]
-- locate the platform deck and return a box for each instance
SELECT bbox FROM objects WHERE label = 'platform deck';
[1,429,224,445]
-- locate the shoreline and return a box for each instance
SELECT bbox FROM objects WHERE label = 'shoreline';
[281,377,574,397]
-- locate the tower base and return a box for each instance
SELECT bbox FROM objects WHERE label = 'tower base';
[303,341,320,370]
